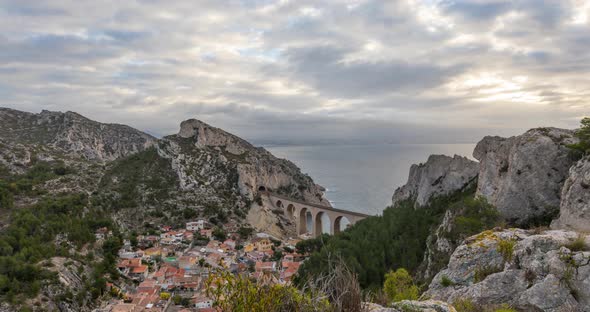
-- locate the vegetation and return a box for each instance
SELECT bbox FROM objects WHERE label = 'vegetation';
[0,159,124,309]
[383,268,419,303]
[205,270,331,312]
[452,298,478,312]
[0,192,117,303]
[565,234,589,252]
[206,258,364,312]
[567,117,590,156]
[496,238,516,263]
[296,184,482,289]
[446,196,500,242]
[440,275,454,287]
[97,147,178,209]
[473,265,503,283]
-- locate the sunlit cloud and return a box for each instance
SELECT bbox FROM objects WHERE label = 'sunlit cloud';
[0,0,588,143]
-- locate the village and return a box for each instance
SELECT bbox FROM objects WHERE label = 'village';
[97,219,309,312]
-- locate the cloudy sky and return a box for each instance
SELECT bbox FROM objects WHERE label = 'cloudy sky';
[1,0,589,144]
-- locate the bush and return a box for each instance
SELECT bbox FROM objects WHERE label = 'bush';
[497,239,516,263]
[441,275,454,287]
[565,235,588,252]
[473,265,503,283]
[452,298,479,312]
[205,271,331,312]
[383,268,419,303]
[567,117,590,155]
[212,227,227,241]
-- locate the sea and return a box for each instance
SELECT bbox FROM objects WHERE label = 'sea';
[265,143,476,215]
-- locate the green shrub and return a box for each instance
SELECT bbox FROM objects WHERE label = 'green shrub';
[567,117,590,155]
[497,238,516,263]
[565,235,588,252]
[474,265,503,283]
[383,268,419,303]
[452,298,479,312]
[205,270,331,312]
[441,275,454,287]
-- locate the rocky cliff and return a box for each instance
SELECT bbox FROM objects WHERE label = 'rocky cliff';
[473,127,578,226]
[0,108,156,165]
[426,229,589,311]
[392,154,478,208]
[95,118,328,235]
[552,157,590,232]
[172,119,328,204]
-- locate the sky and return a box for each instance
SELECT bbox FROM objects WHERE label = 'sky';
[0,0,589,144]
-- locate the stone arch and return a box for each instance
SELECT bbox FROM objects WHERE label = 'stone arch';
[286,204,295,219]
[299,208,309,235]
[275,200,283,208]
[334,216,351,234]
[314,211,331,236]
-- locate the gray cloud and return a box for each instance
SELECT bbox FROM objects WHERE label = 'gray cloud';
[0,0,588,144]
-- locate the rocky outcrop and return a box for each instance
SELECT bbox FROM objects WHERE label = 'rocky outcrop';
[98,118,329,235]
[392,155,478,208]
[473,127,578,226]
[366,300,457,312]
[426,229,590,312]
[163,119,329,206]
[552,158,590,232]
[0,108,155,163]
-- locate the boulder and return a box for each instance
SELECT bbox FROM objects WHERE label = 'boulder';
[473,127,578,226]
[552,157,590,232]
[392,155,478,208]
[365,300,457,312]
[426,229,590,311]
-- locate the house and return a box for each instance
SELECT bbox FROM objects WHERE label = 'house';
[186,219,207,231]
[143,247,163,259]
[117,258,149,281]
[252,237,273,252]
[129,265,149,280]
[223,239,236,250]
[112,303,136,312]
[95,227,110,240]
[137,280,158,293]
[200,229,213,239]
[255,261,277,273]
[243,243,255,253]
[178,256,197,269]
[281,263,300,283]
[195,296,213,309]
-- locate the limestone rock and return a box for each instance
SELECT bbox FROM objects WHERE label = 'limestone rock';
[365,300,457,312]
[166,118,329,206]
[392,155,478,208]
[0,108,155,163]
[426,229,590,311]
[552,157,590,232]
[473,127,578,226]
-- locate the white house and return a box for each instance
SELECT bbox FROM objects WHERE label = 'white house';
[186,220,206,231]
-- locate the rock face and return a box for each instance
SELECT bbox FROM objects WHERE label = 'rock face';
[392,155,478,208]
[473,127,578,226]
[165,119,329,205]
[99,118,329,235]
[0,108,155,163]
[426,229,590,312]
[552,157,590,232]
[366,300,457,312]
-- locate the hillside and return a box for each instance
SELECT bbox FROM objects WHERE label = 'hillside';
[0,107,329,311]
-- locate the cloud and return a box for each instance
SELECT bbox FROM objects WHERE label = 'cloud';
[0,0,588,144]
